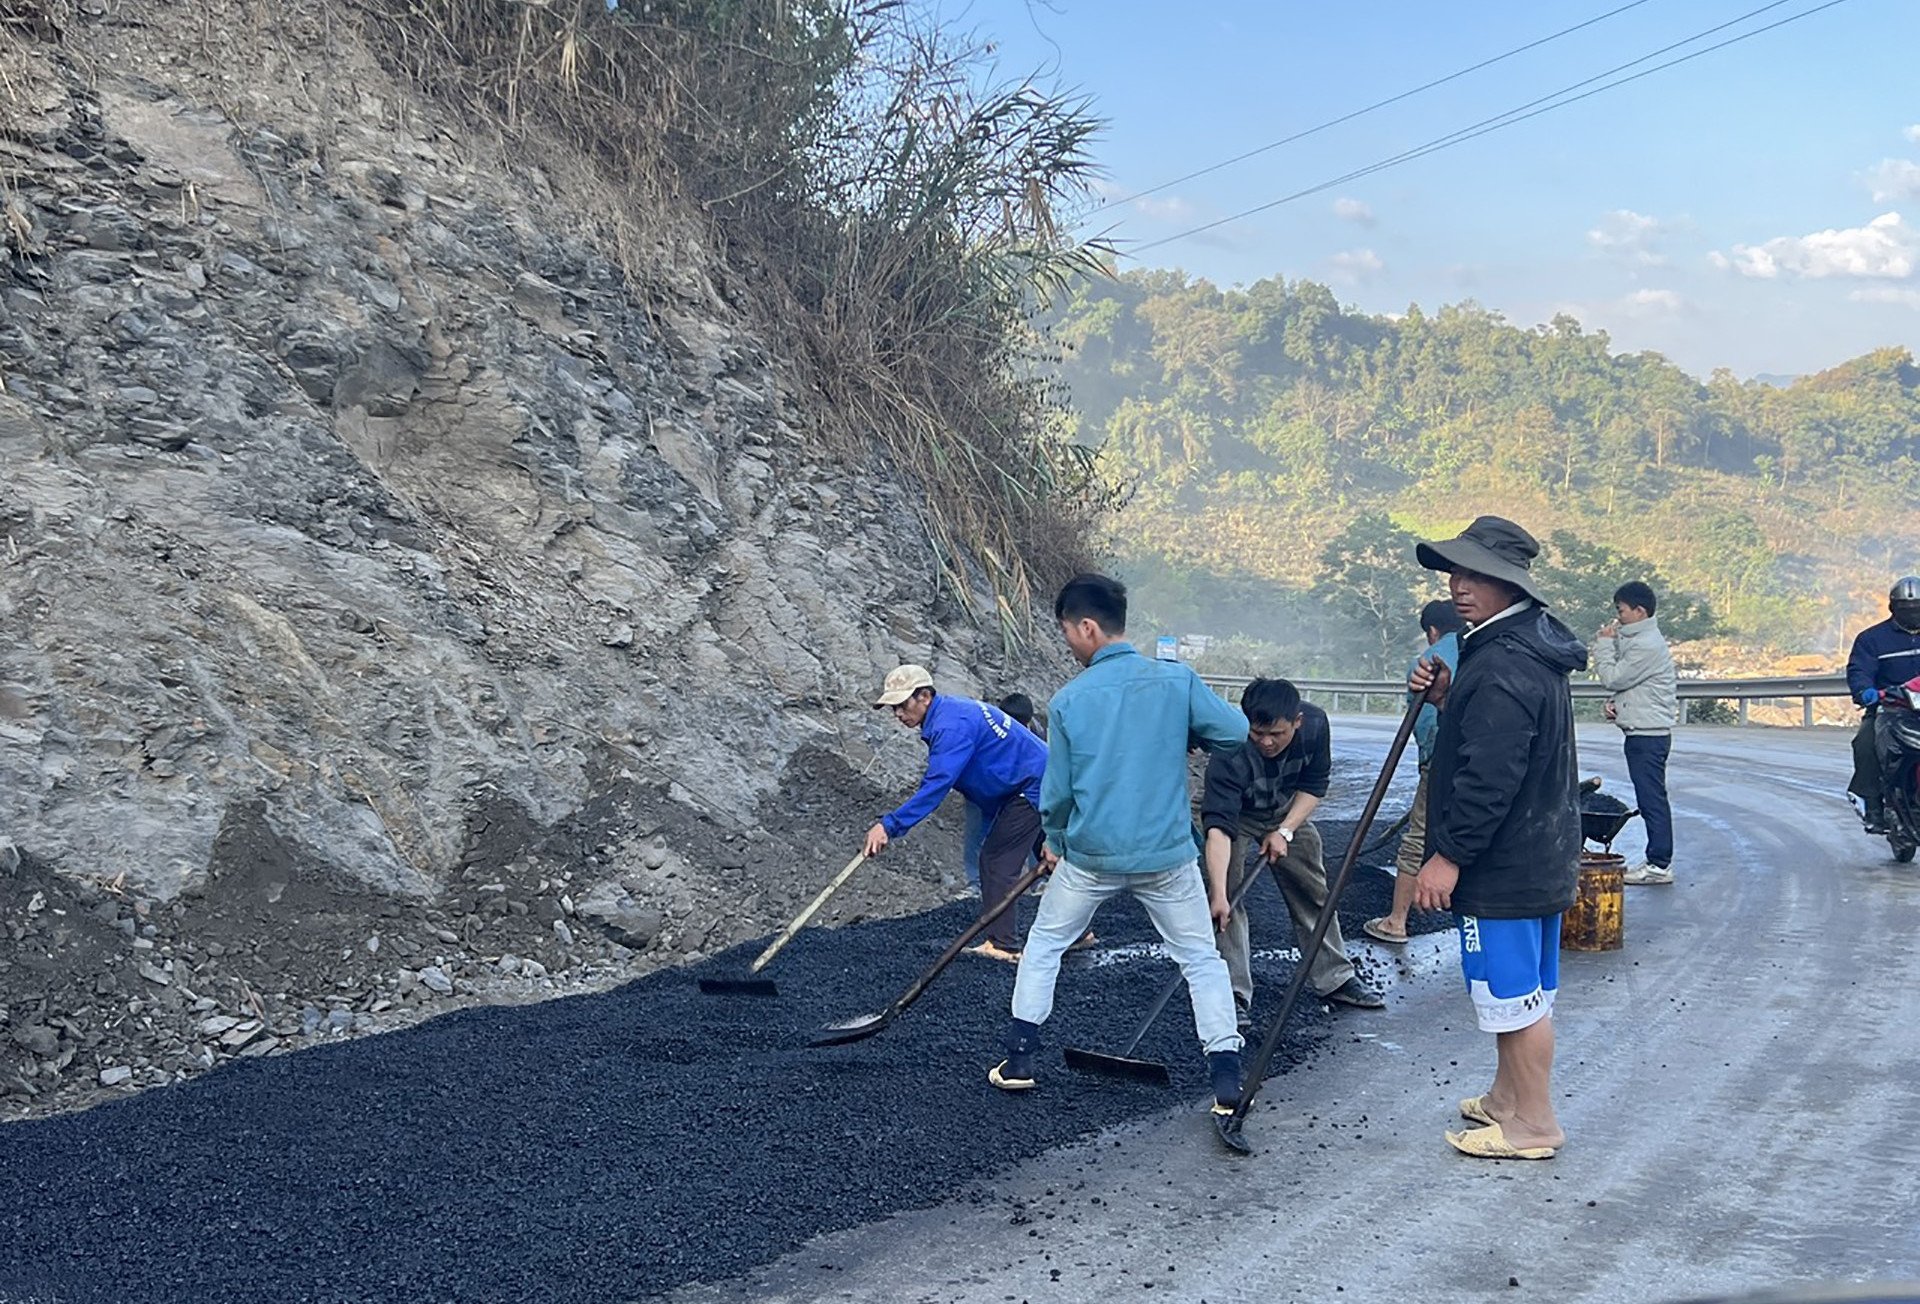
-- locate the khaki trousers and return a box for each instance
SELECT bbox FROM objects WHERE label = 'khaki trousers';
[1216,819,1356,1005]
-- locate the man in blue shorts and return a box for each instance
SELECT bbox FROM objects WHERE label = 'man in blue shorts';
[1407,517,1586,1160]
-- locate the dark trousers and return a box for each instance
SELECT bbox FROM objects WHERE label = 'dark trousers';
[1852,714,1883,813]
[1623,734,1674,868]
[980,797,1042,949]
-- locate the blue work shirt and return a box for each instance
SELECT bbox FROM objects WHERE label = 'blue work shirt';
[1408,631,1462,765]
[1041,642,1248,875]
[879,694,1047,838]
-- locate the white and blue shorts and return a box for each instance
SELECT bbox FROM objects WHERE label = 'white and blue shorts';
[1456,913,1560,1033]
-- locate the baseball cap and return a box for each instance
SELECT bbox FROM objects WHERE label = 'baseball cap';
[873,664,934,708]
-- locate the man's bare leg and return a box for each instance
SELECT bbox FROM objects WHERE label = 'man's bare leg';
[1366,872,1417,941]
[1384,872,1416,935]
[1485,1016,1563,1150]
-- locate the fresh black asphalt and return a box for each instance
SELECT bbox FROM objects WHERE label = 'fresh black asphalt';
[0,824,1443,1304]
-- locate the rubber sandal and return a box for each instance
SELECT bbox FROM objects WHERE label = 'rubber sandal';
[1459,1095,1495,1126]
[1444,1122,1557,1160]
[988,1061,1035,1091]
[1067,930,1099,953]
[1362,916,1408,945]
[966,941,1023,964]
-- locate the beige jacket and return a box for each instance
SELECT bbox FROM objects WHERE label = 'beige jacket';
[1594,616,1677,734]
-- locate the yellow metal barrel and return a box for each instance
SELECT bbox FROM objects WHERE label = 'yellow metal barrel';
[1563,852,1624,951]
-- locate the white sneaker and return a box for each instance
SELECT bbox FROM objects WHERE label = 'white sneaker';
[1622,863,1673,885]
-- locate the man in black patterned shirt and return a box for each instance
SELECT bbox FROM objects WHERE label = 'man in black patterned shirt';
[1200,677,1384,1026]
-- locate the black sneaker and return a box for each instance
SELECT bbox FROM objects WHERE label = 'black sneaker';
[1207,1049,1243,1115]
[989,1017,1040,1091]
[1324,977,1385,1010]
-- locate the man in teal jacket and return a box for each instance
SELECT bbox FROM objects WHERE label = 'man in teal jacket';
[988,574,1250,1120]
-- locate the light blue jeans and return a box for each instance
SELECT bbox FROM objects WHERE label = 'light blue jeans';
[1012,858,1243,1054]
[962,801,986,890]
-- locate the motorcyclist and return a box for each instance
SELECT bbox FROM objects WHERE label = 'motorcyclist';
[1845,577,1920,832]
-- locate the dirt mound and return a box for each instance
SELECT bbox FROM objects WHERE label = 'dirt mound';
[1,740,970,1118]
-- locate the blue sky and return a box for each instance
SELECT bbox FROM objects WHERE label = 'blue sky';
[952,0,1920,378]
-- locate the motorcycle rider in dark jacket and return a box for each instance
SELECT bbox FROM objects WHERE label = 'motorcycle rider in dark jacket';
[1845,577,1920,832]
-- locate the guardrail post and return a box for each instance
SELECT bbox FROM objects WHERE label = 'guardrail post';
[1331,692,1341,713]
[1739,698,1749,725]
[1804,697,1814,728]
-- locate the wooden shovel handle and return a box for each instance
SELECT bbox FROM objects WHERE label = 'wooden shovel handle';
[750,849,869,973]
[885,861,1048,1019]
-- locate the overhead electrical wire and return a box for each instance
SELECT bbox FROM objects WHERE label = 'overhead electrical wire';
[1117,0,1852,259]
[1092,0,1658,215]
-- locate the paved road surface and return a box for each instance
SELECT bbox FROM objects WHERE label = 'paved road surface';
[666,722,1920,1304]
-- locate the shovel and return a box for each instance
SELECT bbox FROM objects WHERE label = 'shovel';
[809,860,1047,1047]
[697,850,869,996]
[1217,688,1431,1155]
[1062,859,1271,1087]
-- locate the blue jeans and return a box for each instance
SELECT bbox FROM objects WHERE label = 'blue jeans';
[1011,859,1243,1054]
[1623,733,1673,868]
[962,802,986,890]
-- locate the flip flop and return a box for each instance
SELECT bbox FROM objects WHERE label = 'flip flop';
[1362,916,1408,945]
[1067,930,1100,953]
[1459,1095,1495,1126]
[1444,1122,1557,1160]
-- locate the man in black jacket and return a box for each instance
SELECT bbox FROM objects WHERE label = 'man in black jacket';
[1408,516,1586,1161]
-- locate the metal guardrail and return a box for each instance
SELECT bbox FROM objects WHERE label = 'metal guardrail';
[1199,673,1852,727]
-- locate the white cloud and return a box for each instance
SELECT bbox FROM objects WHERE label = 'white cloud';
[1621,288,1688,316]
[1866,159,1920,203]
[1327,247,1385,283]
[1849,285,1920,309]
[1906,124,1920,145]
[1332,196,1376,227]
[1712,212,1918,280]
[1131,194,1197,222]
[1086,180,1198,224]
[1587,209,1670,266]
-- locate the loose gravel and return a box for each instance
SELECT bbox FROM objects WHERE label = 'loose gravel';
[0,822,1447,1304]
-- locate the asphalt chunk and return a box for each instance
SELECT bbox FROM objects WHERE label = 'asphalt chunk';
[0,822,1442,1304]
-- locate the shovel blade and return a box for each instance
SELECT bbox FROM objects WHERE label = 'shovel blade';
[1213,1111,1252,1156]
[808,1012,889,1047]
[1062,1045,1174,1087]
[697,977,779,997]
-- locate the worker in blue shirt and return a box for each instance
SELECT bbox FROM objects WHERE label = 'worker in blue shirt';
[867,666,1048,961]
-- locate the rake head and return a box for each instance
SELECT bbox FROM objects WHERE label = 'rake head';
[696,977,779,997]
[1061,1045,1173,1087]
[1213,1111,1252,1156]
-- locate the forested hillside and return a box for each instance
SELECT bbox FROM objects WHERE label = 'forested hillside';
[1046,269,1920,672]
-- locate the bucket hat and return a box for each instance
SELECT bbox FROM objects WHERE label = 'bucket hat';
[1415,516,1549,606]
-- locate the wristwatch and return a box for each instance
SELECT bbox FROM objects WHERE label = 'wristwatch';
[1274,827,1295,842]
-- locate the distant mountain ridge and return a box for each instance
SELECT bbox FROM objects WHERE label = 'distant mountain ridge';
[1041,269,1920,656]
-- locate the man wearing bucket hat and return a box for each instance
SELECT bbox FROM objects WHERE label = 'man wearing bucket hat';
[868,665,1049,961]
[1407,516,1586,1160]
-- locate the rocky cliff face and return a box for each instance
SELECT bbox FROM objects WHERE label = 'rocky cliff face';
[0,3,1055,1111]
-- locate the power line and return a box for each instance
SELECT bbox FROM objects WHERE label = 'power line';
[1092,0,1657,215]
[1119,0,1850,260]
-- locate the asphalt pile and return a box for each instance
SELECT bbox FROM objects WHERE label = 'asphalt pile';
[0,821,1448,1304]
